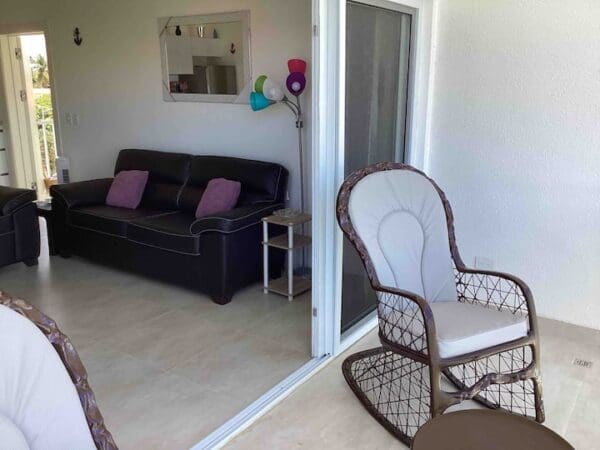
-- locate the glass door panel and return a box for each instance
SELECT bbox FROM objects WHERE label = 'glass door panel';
[341,1,412,332]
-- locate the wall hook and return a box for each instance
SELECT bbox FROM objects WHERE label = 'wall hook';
[73,28,83,46]
[230,43,236,54]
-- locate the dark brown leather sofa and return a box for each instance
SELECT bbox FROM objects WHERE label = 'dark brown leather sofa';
[50,149,287,304]
[0,186,40,268]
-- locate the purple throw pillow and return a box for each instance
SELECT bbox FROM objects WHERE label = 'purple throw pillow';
[106,170,149,209]
[195,178,241,218]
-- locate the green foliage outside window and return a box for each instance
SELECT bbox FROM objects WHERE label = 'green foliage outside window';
[29,55,56,178]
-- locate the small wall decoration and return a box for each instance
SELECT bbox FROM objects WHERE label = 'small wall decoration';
[73,28,83,46]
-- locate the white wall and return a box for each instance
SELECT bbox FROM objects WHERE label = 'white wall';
[428,0,600,328]
[0,0,312,209]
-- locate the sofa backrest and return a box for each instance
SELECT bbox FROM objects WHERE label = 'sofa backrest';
[115,149,192,210]
[179,156,288,213]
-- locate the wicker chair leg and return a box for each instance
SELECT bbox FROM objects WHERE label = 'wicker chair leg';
[442,345,545,423]
[428,365,448,418]
[533,377,545,422]
[342,347,432,446]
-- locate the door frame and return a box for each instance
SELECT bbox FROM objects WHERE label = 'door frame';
[0,23,63,197]
[200,0,434,447]
[316,0,436,356]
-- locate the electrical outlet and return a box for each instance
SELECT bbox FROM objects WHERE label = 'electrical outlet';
[72,113,80,127]
[65,113,72,126]
[474,256,494,270]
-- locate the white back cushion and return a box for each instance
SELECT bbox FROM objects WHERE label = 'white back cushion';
[0,413,29,450]
[0,305,96,450]
[348,169,457,302]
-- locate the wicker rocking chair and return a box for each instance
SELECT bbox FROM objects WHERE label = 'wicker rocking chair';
[336,163,544,446]
[0,291,116,450]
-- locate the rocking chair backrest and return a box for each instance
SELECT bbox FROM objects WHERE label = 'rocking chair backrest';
[339,163,457,303]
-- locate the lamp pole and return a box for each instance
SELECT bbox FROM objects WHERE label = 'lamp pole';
[282,96,307,273]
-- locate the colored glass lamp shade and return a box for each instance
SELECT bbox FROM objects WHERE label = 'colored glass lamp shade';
[249,92,273,111]
[287,58,307,74]
[286,72,306,96]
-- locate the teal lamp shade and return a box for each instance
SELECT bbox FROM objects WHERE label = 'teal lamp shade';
[249,91,273,111]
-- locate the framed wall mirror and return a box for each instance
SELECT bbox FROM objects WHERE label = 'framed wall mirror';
[158,11,251,103]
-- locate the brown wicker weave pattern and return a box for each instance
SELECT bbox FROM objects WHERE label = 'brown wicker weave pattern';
[377,291,429,355]
[336,162,544,446]
[455,269,529,316]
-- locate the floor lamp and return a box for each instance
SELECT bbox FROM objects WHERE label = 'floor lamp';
[250,59,309,272]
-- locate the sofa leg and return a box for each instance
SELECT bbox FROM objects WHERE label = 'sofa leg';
[23,258,38,267]
[59,250,72,258]
[211,294,232,305]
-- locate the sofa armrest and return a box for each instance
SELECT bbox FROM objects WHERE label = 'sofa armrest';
[0,186,36,216]
[189,203,284,235]
[50,178,113,209]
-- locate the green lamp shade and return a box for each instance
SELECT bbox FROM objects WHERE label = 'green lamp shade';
[250,92,273,111]
[254,75,268,94]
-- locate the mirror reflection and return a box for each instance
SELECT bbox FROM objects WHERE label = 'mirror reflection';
[159,12,250,102]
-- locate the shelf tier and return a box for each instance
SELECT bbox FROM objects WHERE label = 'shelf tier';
[263,234,312,250]
[263,213,312,227]
[266,276,311,297]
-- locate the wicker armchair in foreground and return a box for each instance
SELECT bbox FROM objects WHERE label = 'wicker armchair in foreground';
[336,163,544,446]
[0,291,117,450]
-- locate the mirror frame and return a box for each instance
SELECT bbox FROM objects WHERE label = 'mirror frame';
[158,11,251,103]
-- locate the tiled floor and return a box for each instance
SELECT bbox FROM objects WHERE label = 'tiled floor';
[228,317,600,449]
[0,222,311,449]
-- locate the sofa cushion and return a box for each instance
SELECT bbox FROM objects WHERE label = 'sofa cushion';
[114,149,192,210]
[127,211,200,255]
[180,156,287,210]
[69,205,173,237]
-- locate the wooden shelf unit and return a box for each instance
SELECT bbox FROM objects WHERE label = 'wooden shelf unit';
[262,213,312,301]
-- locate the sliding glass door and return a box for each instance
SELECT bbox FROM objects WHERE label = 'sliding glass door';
[341,1,412,332]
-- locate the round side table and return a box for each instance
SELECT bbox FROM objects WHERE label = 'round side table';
[412,410,573,450]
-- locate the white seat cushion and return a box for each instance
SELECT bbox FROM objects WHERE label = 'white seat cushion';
[0,305,96,450]
[429,302,528,358]
[0,413,29,450]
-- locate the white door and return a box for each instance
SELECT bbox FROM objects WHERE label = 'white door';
[0,34,45,197]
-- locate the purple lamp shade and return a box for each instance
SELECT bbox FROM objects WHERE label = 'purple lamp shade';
[288,59,307,74]
[286,72,306,96]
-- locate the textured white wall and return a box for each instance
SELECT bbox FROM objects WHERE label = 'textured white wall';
[0,0,312,209]
[428,0,600,328]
